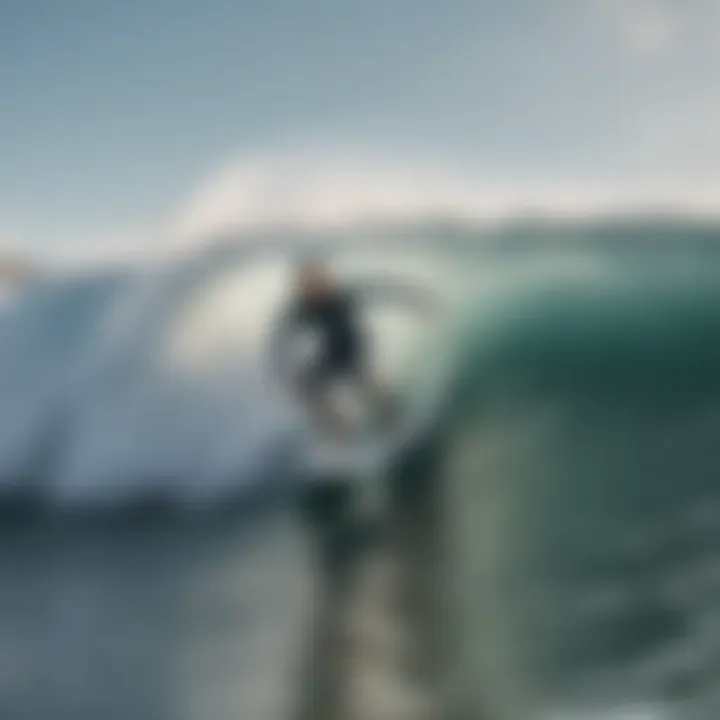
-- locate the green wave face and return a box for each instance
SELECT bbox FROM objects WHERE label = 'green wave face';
[423,246,720,718]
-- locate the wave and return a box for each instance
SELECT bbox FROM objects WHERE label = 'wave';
[0,235,456,516]
[4,216,720,716]
[440,256,720,717]
[0,252,295,512]
[3,218,719,511]
[171,144,720,246]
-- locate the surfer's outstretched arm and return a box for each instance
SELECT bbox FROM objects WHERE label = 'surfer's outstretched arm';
[353,277,440,315]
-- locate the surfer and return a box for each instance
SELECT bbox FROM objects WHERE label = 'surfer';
[270,258,435,439]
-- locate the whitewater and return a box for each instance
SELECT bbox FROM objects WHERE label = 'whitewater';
[0,236,460,511]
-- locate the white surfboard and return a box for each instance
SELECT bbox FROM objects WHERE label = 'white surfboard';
[303,427,392,477]
[299,384,433,524]
[301,432,388,523]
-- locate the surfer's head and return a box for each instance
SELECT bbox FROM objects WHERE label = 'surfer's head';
[296,257,334,299]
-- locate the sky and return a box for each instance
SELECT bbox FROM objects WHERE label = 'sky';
[2,0,720,260]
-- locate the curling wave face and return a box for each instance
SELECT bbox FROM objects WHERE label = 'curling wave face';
[439,248,720,719]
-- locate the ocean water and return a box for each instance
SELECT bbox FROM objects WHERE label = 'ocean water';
[2,220,720,718]
[0,506,315,720]
[438,231,720,719]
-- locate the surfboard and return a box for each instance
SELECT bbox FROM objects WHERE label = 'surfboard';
[300,392,429,525]
[297,379,436,532]
[300,429,392,526]
[303,427,391,477]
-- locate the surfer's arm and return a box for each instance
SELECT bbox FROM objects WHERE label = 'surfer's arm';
[354,278,440,316]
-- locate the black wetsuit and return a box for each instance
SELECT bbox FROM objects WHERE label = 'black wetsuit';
[272,278,432,395]
[286,290,365,392]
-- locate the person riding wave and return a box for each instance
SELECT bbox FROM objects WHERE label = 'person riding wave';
[270,258,436,439]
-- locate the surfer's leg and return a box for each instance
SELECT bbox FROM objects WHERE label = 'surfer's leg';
[300,363,350,439]
[315,392,350,439]
[356,368,399,426]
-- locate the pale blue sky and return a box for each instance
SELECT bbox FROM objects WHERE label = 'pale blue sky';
[1,0,719,254]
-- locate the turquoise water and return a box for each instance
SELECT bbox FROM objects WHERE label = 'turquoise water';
[432,242,720,719]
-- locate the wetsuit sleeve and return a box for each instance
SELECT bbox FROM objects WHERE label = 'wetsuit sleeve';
[352,278,438,315]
